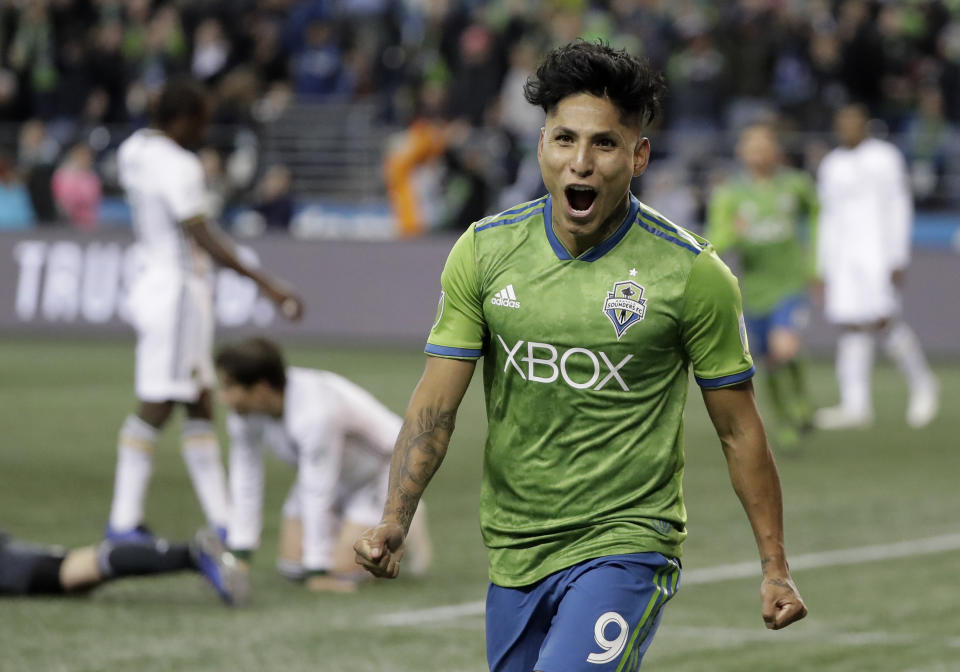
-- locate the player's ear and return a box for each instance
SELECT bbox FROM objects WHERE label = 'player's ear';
[537,127,545,160]
[633,137,651,177]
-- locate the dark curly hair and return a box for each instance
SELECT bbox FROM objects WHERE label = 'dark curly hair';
[523,40,666,127]
[215,337,287,391]
[153,76,208,128]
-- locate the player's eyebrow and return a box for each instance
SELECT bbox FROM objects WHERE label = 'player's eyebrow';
[551,126,624,143]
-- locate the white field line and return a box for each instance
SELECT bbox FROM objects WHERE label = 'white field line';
[654,625,960,650]
[374,532,960,627]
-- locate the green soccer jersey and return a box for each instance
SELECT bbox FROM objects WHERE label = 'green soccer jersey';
[426,194,754,588]
[706,169,819,314]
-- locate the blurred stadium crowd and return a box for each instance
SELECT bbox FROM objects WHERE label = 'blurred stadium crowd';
[0,0,958,233]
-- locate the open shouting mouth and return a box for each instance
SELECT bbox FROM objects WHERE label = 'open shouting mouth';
[564,184,598,218]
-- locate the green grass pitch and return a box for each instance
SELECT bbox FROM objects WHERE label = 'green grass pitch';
[0,338,958,671]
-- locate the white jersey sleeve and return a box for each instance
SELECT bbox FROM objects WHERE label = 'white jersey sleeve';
[878,142,913,270]
[290,407,344,572]
[226,413,266,552]
[160,151,207,224]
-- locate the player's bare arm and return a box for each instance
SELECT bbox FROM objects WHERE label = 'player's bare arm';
[182,216,304,320]
[701,381,808,630]
[354,356,475,578]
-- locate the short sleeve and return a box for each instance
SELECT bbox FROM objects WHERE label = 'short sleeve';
[425,226,486,359]
[161,153,207,224]
[680,249,755,388]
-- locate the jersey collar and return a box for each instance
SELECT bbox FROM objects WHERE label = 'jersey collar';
[544,193,640,262]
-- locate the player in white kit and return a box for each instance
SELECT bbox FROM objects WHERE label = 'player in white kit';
[215,338,431,593]
[106,79,304,542]
[814,104,939,429]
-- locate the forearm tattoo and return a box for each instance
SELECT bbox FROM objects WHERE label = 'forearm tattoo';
[385,406,455,531]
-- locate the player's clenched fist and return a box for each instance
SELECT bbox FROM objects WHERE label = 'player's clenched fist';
[354,523,405,578]
[760,575,807,630]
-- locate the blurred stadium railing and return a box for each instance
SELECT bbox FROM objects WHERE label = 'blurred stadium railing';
[2,103,959,242]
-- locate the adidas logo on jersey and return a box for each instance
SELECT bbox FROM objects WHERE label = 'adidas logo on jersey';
[491,284,520,309]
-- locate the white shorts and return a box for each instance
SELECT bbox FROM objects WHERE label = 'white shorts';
[824,265,899,325]
[281,463,389,528]
[130,272,215,403]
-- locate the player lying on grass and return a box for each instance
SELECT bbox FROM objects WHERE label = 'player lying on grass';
[215,338,432,593]
[0,527,248,605]
[356,40,806,672]
[106,77,304,545]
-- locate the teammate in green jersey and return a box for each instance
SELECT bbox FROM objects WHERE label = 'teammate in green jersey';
[355,41,806,671]
[707,123,819,449]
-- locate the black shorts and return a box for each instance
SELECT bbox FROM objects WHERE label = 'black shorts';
[0,532,66,595]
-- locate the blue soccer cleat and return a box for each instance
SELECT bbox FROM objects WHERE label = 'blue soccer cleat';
[104,523,156,544]
[190,527,250,606]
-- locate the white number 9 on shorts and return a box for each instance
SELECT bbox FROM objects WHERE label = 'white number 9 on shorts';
[586,611,629,665]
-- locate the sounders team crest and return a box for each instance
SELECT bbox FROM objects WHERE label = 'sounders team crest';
[603,280,647,340]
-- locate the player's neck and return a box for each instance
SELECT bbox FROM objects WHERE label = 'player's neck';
[553,195,630,258]
[749,167,775,182]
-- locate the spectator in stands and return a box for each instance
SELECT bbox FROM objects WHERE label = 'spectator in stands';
[293,19,352,99]
[902,86,958,207]
[192,18,232,84]
[17,119,58,224]
[937,22,960,124]
[0,153,35,230]
[253,164,295,231]
[384,81,450,236]
[88,20,131,123]
[51,142,101,231]
[447,23,502,127]
[249,15,289,88]
[837,0,885,110]
[8,0,57,120]
[53,37,92,122]
[720,1,779,129]
[666,19,727,161]
[134,5,188,94]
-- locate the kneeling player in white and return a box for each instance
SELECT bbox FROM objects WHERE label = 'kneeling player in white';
[215,338,431,592]
[106,78,304,543]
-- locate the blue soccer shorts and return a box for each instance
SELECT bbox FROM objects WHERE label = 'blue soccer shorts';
[486,552,681,672]
[745,293,811,356]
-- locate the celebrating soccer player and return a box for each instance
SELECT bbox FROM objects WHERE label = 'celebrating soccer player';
[104,78,305,544]
[707,122,819,449]
[355,41,806,671]
[215,338,432,593]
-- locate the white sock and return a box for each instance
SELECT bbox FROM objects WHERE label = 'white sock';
[836,331,875,415]
[181,419,230,530]
[108,415,158,531]
[883,322,935,394]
